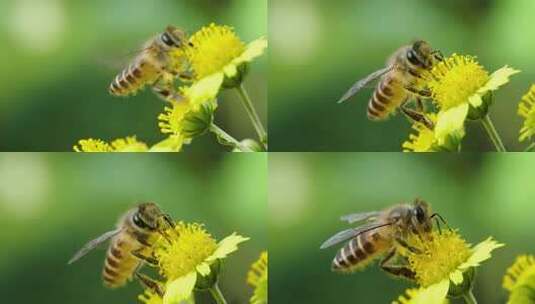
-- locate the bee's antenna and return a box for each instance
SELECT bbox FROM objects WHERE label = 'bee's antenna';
[430,213,451,233]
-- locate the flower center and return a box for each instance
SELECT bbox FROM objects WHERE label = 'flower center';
[154,222,217,280]
[187,24,245,80]
[503,255,535,291]
[426,54,489,110]
[402,230,471,287]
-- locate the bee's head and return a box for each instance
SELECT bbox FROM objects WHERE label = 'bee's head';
[134,202,163,230]
[409,198,433,235]
[159,25,191,50]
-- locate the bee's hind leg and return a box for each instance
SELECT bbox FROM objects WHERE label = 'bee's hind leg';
[135,272,165,297]
[400,103,434,130]
[379,249,415,280]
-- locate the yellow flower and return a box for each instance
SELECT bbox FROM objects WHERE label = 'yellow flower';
[503,255,535,304]
[247,251,268,304]
[402,113,465,152]
[399,230,503,295]
[158,93,216,139]
[425,54,519,126]
[73,136,148,152]
[518,85,535,142]
[403,115,436,152]
[392,282,449,304]
[185,23,267,103]
[153,222,249,304]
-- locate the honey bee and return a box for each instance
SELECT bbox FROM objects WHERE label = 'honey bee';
[338,41,443,129]
[109,25,192,101]
[320,199,446,279]
[68,202,174,290]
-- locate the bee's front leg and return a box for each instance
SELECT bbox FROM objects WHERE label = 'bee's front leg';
[131,248,158,267]
[379,249,415,280]
[394,236,423,254]
[135,272,165,297]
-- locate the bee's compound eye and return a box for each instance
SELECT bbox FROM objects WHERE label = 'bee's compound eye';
[161,33,175,47]
[415,206,425,223]
[133,213,151,229]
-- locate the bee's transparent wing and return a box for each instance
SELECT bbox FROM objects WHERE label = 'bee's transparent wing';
[68,228,123,265]
[337,66,393,104]
[340,211,380,224]
[320,222,392,249]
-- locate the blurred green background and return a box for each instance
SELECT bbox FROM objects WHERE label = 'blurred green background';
[0,0,266,151]
[0,153,266,303]
[269,153,535,303]
[270,0,535,151]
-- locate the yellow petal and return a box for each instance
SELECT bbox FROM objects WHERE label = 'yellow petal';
[196,262,211,277]
[163,272,197,304]
[232,37,267,66]
[206,233,249,262]
[150,136,185,152]
[187,73,224,108]
[393,280,449,304]
[458,237,505,271]
[435,104,468,144]
[477,66,520,94]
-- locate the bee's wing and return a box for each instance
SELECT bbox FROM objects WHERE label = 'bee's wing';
[340,211,380,224]
[68,228,123,265]
[337,66,393,104]
[320,222,392,249]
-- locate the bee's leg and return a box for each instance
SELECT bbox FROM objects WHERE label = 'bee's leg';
[394,237,423,254]
[404,86,431,98]
[415,97,425,112]
[379,249,415,280]
[131,248,159,267]
[152,75,184,103]
[160,213,176,229]
[135,272,165,297]
[431,50,444,61]
[400,103,434,130]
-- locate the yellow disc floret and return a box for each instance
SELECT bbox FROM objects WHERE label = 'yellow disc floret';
[426,54,489,111]
[154,222,218,280]
[518,85,535,142]
[248,251,268,304]
[403,230,471,287]
[402,115,436,152]
[187,24,246,80]
[503,255,535,291]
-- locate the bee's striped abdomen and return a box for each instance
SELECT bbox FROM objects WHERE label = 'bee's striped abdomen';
[367,77,407,121]
[109,60,159,97]
[332,230,389,273]
[102,234,143,288]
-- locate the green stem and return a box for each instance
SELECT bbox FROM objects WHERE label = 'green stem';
[208,282,228,304]
[525,142,535,152]
[209,124,252,152]
[462,290,478,304]
[236,84,267,149]
[480,115,506,152]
